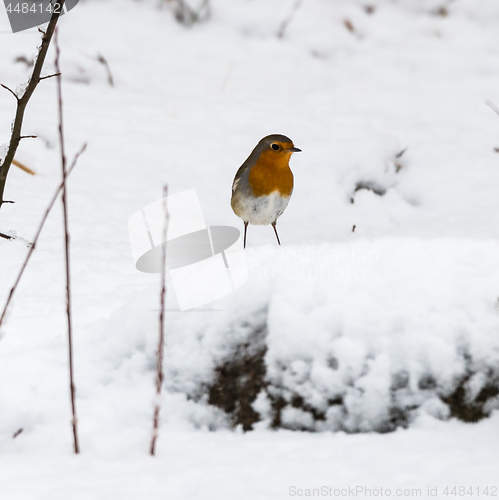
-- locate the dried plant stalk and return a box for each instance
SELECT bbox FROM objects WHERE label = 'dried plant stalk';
[54,28,80,455]
[150,185,169,456]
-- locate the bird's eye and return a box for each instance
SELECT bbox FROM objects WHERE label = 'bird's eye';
[271,143,280,151]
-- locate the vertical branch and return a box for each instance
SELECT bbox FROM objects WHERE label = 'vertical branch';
[0,0,67,210]
[54,28,79,455]
[150,185,169,456]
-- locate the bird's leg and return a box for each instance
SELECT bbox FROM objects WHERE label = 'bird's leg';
[271,221,281,245]
[244,221,248,249]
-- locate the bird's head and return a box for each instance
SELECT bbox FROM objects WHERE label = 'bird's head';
[258,134,301,157]
[250,134,301,171]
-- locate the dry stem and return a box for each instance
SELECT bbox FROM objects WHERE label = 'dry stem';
[54,28,80,455]
[150,185,169,456]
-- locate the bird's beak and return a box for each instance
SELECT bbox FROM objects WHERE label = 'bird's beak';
[287,146,301,153]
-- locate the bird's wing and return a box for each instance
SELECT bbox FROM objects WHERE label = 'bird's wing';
[232,164,247,193]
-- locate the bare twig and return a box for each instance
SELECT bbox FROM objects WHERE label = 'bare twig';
[277,0,303,39]
[0,143,86,332]
[12,428,23,439]
[54,28,80,456]
[96,54,114,87]
[0,232,12,240]
[39,73,61,81]
[395,147,408,159]
[0,0,66,210]
[344,19,355,34]
[150,185,169,456]
[394,147,408,173]
[486,100,499,117]
[0,84,19,101]
[14,55,34,68]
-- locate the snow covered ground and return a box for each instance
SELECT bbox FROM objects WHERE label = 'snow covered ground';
[0,0,499,497]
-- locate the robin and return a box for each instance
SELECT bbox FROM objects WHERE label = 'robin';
[231,134,301,248]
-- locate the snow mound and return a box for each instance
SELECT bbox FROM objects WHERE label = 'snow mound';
[158,239,499,432]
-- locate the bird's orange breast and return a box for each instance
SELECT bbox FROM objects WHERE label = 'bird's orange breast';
[248,150,294,197]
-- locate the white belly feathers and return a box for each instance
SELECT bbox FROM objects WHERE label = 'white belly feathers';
[236,191,290,225]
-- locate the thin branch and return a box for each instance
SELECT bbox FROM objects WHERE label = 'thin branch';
[12,428,23,439]
[19,135,37,140]
[344,19,355,34]
[39,73,61,81]
[0,142,86,332]
[0,232,12,240]
[395,147,408,159]
[0,84,19,101]
[14,55,34,68]
[96,54,114,87]
[150,185,169,457]
[0,0,66,210]
[277,0,303,39]
[54,28,80,456]
[486,100,499,117]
